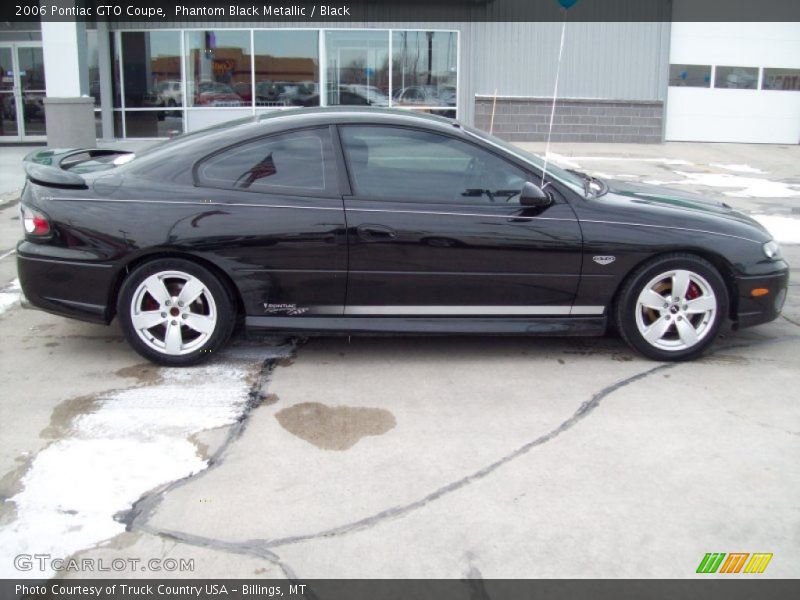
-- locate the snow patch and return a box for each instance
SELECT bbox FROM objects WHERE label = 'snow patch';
[0,278,21,316]
[670,171,800,198]
[0,358,273,578]
[710,163,767,175]
[751,215,800,245]
[563,156,694,166]
[543,152,582,170]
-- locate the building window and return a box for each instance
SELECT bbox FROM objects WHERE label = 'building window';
[86,30,100,107]
[714,66,759,89]
[185,30,251,107]
[668,64,711,88]
[762,68,800,91]
[253,30,319,107]
[120,32,181,109]
[111,33,121,109]
[325,30,390,107]
[122,111,184,138]
[392,31,457,111]
[101,28,459,139]
[110,31,184,138]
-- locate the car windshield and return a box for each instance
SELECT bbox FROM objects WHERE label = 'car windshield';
[460,123,588,196]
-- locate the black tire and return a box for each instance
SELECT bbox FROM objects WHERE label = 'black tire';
[615,253,729,361]
[117,258,236,366]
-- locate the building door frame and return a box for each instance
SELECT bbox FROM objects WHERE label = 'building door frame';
[0,42,47,143]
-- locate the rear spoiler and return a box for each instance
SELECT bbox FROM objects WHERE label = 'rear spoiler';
[56,148,133,170]
[24,162,88,189]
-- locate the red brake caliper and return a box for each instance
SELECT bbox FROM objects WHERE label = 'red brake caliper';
[686,282,701,300]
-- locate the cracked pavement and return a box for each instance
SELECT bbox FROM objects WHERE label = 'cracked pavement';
[0,142,798,580]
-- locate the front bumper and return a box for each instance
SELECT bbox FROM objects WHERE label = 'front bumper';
[16,241,117,324]
[734,268,789,329]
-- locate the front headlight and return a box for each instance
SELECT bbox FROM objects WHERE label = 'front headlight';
[763,240,781,260]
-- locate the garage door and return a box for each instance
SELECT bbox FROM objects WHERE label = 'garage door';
[665,23,800,144]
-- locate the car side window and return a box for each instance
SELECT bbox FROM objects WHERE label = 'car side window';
[340,125,530,205]
[196,127,337,197]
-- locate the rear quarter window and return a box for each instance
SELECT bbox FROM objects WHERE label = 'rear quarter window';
[195,127,338,197]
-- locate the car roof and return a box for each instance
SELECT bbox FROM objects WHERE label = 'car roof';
[255,106,456,127]
[126,107,463,174]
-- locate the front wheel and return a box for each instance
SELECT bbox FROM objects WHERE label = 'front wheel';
[616,254,729,361]
[118,259,236,366]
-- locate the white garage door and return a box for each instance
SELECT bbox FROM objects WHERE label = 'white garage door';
[666,23,800,144]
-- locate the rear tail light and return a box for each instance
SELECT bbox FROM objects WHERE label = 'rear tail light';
[20,205,51,236]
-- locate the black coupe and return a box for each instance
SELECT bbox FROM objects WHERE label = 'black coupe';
[17,108,788,365]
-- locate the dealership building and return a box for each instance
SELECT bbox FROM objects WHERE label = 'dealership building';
[1,1,798,147]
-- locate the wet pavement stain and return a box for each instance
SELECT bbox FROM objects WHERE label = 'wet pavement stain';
[115,363,163,385]
[275,402,396,451]
[262,393,280,406]
[40,393,102,439]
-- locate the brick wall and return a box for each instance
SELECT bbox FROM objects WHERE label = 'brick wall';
[474,97,664,144]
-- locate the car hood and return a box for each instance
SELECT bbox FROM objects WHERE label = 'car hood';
[597,178,772,241]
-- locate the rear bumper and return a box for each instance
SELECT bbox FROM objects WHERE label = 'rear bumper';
[733,268,789,329]
[16,241,116,325]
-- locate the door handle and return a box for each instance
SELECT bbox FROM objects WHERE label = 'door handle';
[356,224,397,242]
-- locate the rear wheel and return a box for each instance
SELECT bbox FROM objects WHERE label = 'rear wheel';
[118,259,235,366]
[616,254,729,361]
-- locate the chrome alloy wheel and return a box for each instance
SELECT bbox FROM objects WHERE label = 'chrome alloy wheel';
[129,270,218,356]
[634,269,717,352]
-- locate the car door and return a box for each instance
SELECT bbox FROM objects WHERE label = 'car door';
[192,126,347,317]
[338,124,584,317]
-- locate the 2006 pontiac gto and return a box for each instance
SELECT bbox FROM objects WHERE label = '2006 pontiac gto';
[17,108,788,365]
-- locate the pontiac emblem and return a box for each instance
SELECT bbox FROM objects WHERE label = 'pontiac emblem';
[593,256,616,266]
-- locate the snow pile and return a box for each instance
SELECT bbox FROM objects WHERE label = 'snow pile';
[0,354,288,578]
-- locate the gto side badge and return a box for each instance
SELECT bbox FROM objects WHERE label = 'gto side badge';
[263,303,308,316]
[593,256,616,266]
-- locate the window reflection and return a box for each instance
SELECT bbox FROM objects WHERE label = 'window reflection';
[199,131,331,193]
[341,126,528,205]
[392,31,457,108]
[185,30,251,107]
[254,30,319,107]
[124,110,184,138]
[122,32,181,108]
[763,68,800,91]
[669,64,712,88]
[87,30,100,107]
[714,66,758,89]
[325,31,390,107]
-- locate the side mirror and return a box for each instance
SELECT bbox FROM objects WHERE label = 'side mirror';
[520,182,552,208]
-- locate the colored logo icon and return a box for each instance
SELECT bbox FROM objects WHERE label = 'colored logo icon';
[696,553,773,574]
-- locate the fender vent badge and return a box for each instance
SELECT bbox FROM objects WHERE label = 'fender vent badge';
[593,256,616,266]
